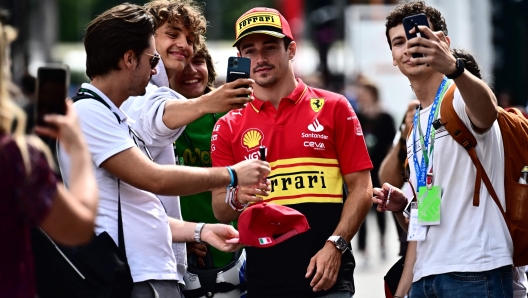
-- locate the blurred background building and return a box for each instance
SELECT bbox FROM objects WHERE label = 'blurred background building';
[1,0,528,122]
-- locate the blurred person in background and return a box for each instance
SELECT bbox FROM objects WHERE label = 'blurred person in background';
[355,79,396,265]
[212,7,373,298]
[120,0,255,288]
[58,4,269,297]
[0,20,99,297]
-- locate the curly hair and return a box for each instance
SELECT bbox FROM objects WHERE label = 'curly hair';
[385,0,448,49]
[145,0,207,52]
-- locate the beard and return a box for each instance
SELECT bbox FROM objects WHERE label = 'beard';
[255,73,278,88]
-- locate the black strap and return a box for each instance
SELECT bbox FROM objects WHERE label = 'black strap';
[73,88,127,258]
[73,88,122,124]
[117,179,127,259]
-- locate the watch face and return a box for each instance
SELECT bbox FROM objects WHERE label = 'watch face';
[336,237,347,251]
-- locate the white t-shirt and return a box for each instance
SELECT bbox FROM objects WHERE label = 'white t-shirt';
[121,82,187,281]
[407,84,513,282]
[58,83,178,283]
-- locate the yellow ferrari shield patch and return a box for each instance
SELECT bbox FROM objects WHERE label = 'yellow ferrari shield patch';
[310,98,325,112]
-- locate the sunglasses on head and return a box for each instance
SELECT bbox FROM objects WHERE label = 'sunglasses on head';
[143,52,160,69]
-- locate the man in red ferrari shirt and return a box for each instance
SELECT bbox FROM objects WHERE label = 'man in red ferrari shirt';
[211,7,373,298]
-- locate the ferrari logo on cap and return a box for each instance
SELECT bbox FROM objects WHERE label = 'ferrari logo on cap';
[310,98,325,112]
[242,128,264,151]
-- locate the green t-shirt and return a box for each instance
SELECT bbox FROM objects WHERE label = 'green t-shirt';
[175,113,234,268]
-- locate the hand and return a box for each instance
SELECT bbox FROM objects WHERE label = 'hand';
[200,224,244,252]
[237,180,271,205]
[186,242,208,267]
[305,242,342,292]
[231,160,271,187]
[35,99,87,154]
[407,25,457,75]
[198,78,255,113]
[373,183,407,213]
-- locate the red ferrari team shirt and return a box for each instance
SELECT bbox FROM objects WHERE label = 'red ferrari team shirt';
[211,79,372,296]
[212,79,372,204]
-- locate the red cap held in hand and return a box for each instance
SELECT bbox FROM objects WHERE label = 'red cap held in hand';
[238,202,310,248]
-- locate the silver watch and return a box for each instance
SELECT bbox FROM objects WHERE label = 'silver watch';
[194,222,205,244]
[327,236,348,253]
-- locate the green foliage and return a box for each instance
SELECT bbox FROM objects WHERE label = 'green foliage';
[58,0,275,42]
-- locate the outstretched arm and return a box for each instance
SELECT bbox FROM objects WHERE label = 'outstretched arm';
[163,79,254,129]
[408,26,497,130]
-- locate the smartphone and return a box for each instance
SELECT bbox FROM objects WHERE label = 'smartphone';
[36,65,70,128]
[402,13,430,59]
[226,57,250,97]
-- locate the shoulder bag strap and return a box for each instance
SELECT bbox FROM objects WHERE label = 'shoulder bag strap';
[439,84,502,212]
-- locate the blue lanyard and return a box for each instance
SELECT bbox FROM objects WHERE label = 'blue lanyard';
[412,77,449,188]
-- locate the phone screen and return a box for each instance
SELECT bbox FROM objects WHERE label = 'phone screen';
[36,65,69,128]
[227,57,250,88]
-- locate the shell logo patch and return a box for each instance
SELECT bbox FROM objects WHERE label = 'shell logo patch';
[242,128,264,151]
[310,98,325,112]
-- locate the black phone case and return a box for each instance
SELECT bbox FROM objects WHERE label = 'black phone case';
[36,66,69,128]
[227,57,251,97]
[402,13,429,59]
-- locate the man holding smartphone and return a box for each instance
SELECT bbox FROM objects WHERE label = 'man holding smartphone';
[57,4,270,297]
[372,1,512,297]
[211,7,373,298]
[119,0,256,286]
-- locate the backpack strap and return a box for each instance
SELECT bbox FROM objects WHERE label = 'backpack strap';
[438,84,503,212]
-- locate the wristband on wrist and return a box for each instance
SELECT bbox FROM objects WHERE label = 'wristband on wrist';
[226,166,238,188]
[225,186,248,211]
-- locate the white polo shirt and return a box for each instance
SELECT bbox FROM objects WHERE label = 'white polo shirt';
[58,83,178,283]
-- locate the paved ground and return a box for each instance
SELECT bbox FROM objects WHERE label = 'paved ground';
[351,210,401,298]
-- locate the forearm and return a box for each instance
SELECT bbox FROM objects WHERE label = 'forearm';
[333,172,373,242]
[168,217,196,243]
[456,71,498,130]
[152,165,231,196]
[67,144,98,214]
[395,241,417,297]
[162,97,206,129]
[212,188,241,223]
[378,144,404,188]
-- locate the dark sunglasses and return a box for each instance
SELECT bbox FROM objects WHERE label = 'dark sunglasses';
[143,52,160,69]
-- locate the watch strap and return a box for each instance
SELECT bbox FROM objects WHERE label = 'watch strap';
[194,222,205,244]
[446,58,465,79]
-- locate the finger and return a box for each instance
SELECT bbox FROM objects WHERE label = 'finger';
[433,30,447,43]
[409,57,431,66]
[239,193,263,203]
[305,257,316,278]
[34,126,59,139]
[310,266,324,290]
[228,96,252,104]
[198,257,205,267]
[407,46,435,56]
[314,267,337,291]
[192,248,207,258]
[230,103,247,110]
[417,25,437,40]
[232,88,252,96]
